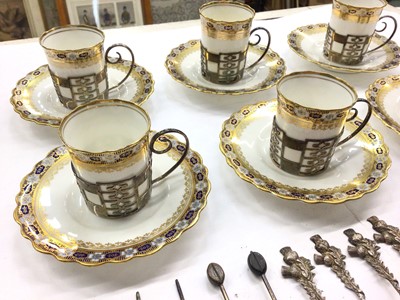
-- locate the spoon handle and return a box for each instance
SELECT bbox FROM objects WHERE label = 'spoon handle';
[345,228,400,295]
[219,285,230,300]
[311,234,365,300]
[262,274,278,300]
[175,279,185,300]
[281,247,325,300]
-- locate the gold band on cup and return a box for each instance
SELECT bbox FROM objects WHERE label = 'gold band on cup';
[276,71,357,131]
[199,1,254,41]
[40,25,105,65]
[332,0,386,24]
[59,99,151,168]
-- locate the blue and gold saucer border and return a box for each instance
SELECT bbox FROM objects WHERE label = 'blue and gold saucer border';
[366,75,400,135]
[14,138,210,266]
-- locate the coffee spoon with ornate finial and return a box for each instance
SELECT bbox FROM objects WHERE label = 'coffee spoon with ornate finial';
[280,246,325,300]
[344,228,400,295]
[367,216,400,253]
[311,234,365,300]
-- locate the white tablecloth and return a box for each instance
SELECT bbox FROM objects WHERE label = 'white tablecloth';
[1,4,400,300]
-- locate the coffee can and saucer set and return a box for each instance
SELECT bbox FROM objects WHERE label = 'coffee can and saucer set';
[11,0,398,268]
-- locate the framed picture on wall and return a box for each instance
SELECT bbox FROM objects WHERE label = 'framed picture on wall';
[98,3,116,27]
[66,0,143,29]
[116,1,135,26]
[38,0,70,30]
[76,4,96,26]
[0,0,32,41]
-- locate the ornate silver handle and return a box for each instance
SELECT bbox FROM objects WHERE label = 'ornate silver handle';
[337,99,372,146]
[246,27,271,69]
[105,43,135,92]
[366,15,397,54]
[149,129,189,184]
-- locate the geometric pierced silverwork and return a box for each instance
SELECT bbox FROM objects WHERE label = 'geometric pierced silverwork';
[50,68,108,109]
[323,25,372,65]
[270,117,342,176]
[201,43,247,84]
[72,162,151,218]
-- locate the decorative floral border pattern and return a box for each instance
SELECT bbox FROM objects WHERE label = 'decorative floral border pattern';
[203,20,250,32]
[366,75,400,134]
[201,18,251,40]
[70,139,147,165]
[44,47,102,63]
[278,94,347,122]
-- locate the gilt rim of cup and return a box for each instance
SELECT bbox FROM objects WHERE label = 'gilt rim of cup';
[199,1,255,24]
[334,0,387,10]
[276,70,358,112]
[39,24,105,52]
[59,99,151,155]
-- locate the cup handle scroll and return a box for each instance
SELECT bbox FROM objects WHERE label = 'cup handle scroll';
[366,15,397,54]
[337,99,372,146]
[246,27,271,69]
[105,43,135,92]
[150,129,189,184]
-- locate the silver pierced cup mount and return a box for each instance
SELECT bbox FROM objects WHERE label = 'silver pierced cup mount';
[72,129,189,219]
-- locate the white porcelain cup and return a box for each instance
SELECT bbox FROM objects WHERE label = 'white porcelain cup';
[59,99,189,218]
[323,0,397,65]
[270,71,372,176]
[40,25,135,109]
[199,1,271,84]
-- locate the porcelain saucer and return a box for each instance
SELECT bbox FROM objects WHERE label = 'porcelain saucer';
[288,23,400,73]
[220,100,390,204]
[165,40,286,95]
[10,59,154,127]
[366,75,400,135]
[14,137,210,266]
